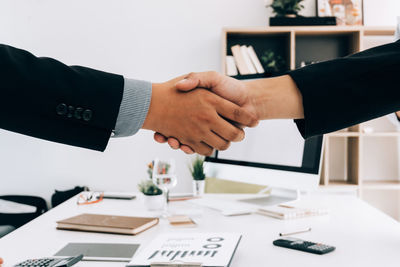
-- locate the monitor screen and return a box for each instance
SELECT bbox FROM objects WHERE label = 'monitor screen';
[206,119,323,174]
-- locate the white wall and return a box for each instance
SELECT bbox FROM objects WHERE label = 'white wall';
[0,0,398,204]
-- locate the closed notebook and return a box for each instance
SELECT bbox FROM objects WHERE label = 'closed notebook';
[57,213,159,235]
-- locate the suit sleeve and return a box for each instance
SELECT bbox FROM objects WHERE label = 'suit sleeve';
[0,44,124,151]
[289,40,400,138]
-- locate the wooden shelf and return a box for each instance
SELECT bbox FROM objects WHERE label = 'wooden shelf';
[328,180,358,186]
[363,27,396,36]
[361,132,400,137]
[223,26,393,34]
[362,180,400,190]
[327,132,360,137]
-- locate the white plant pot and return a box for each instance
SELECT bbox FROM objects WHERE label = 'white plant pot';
[143,194,164,211]
[193,180,205,196]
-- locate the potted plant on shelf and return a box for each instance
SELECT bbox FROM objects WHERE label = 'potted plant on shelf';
[267,0,305,26]
[190,157,206,196]
[267,0,305,18]
[260,49,286,76]
[266,0,337,26]
[138,162,164,211]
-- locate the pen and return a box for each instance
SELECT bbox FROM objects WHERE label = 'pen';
[279,227,312,236]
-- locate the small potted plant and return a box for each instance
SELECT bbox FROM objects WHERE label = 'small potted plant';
[266,0,305,17]
[260,49,286,75]
[190,156,206,196]
[138,180,164,210]
[138,162,164,211]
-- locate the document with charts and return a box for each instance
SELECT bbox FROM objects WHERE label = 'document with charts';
[127,233,241,267]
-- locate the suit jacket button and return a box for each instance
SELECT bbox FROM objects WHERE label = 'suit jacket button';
[56,103,67,116]
[74,107,83,120]
[67,106,75,118]
[82,109,93,121]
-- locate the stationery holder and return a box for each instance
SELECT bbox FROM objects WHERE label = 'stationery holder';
[151,262,202,267]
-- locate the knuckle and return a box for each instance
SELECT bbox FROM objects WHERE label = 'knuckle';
[247,110,260,127]
[186,72,196,79]
[206,95,218,106]
[194,111,213,124]
[199,90,214,101]
[233,108,242,120]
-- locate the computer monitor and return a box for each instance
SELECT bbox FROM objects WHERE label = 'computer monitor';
[205,119,324,193]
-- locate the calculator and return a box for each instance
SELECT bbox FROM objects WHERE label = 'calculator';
[273,237,335,255]
[13,254,83,267]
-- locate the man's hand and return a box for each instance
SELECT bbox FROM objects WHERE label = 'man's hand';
[153,71,260,153]
[154,72,304,153]
[142,76,258,156]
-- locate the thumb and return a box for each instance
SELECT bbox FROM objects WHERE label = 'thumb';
[175,77,200,92]
[176,71,221,92]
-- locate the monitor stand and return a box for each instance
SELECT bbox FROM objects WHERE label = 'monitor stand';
[238,187,300,207]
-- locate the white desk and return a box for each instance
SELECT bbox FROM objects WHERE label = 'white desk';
[1,193,400,267]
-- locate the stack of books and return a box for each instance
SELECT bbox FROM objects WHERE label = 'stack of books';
[226,45,265,76]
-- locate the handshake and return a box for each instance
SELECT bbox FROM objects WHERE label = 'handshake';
[142,71,304,156]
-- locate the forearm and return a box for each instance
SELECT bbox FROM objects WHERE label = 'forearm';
[244,75,304,121]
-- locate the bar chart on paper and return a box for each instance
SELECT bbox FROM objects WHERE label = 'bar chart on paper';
[127,233,242,267]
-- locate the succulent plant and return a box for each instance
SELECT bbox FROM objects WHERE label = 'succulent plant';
[138,180,162,196]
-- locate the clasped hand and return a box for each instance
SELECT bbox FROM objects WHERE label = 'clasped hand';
[142,72,259,156]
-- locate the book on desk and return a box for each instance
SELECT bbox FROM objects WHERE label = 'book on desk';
[56,213,159,235]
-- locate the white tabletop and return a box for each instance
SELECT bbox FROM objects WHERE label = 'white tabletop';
[1,193,400,267]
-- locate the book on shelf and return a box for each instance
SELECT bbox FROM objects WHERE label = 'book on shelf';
[231,45,250,75]
[56,213,159,235]
[225,56,238,76]
[240,45,257,74]
[127,233,242,267]
[246,46,265,74]
[229,45,265,77]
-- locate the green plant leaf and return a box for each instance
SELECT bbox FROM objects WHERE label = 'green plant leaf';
[138,179,163,196]
[189,156,206,181]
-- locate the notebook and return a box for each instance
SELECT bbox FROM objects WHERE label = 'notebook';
[56,213,159,235]
[127,233,241,267]
[54,243,140,261]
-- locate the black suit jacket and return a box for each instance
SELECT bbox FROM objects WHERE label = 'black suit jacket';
[290,40,400,138]
[0,44,124,151]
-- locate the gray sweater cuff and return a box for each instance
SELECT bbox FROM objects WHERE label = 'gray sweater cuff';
[113,78,152,137]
